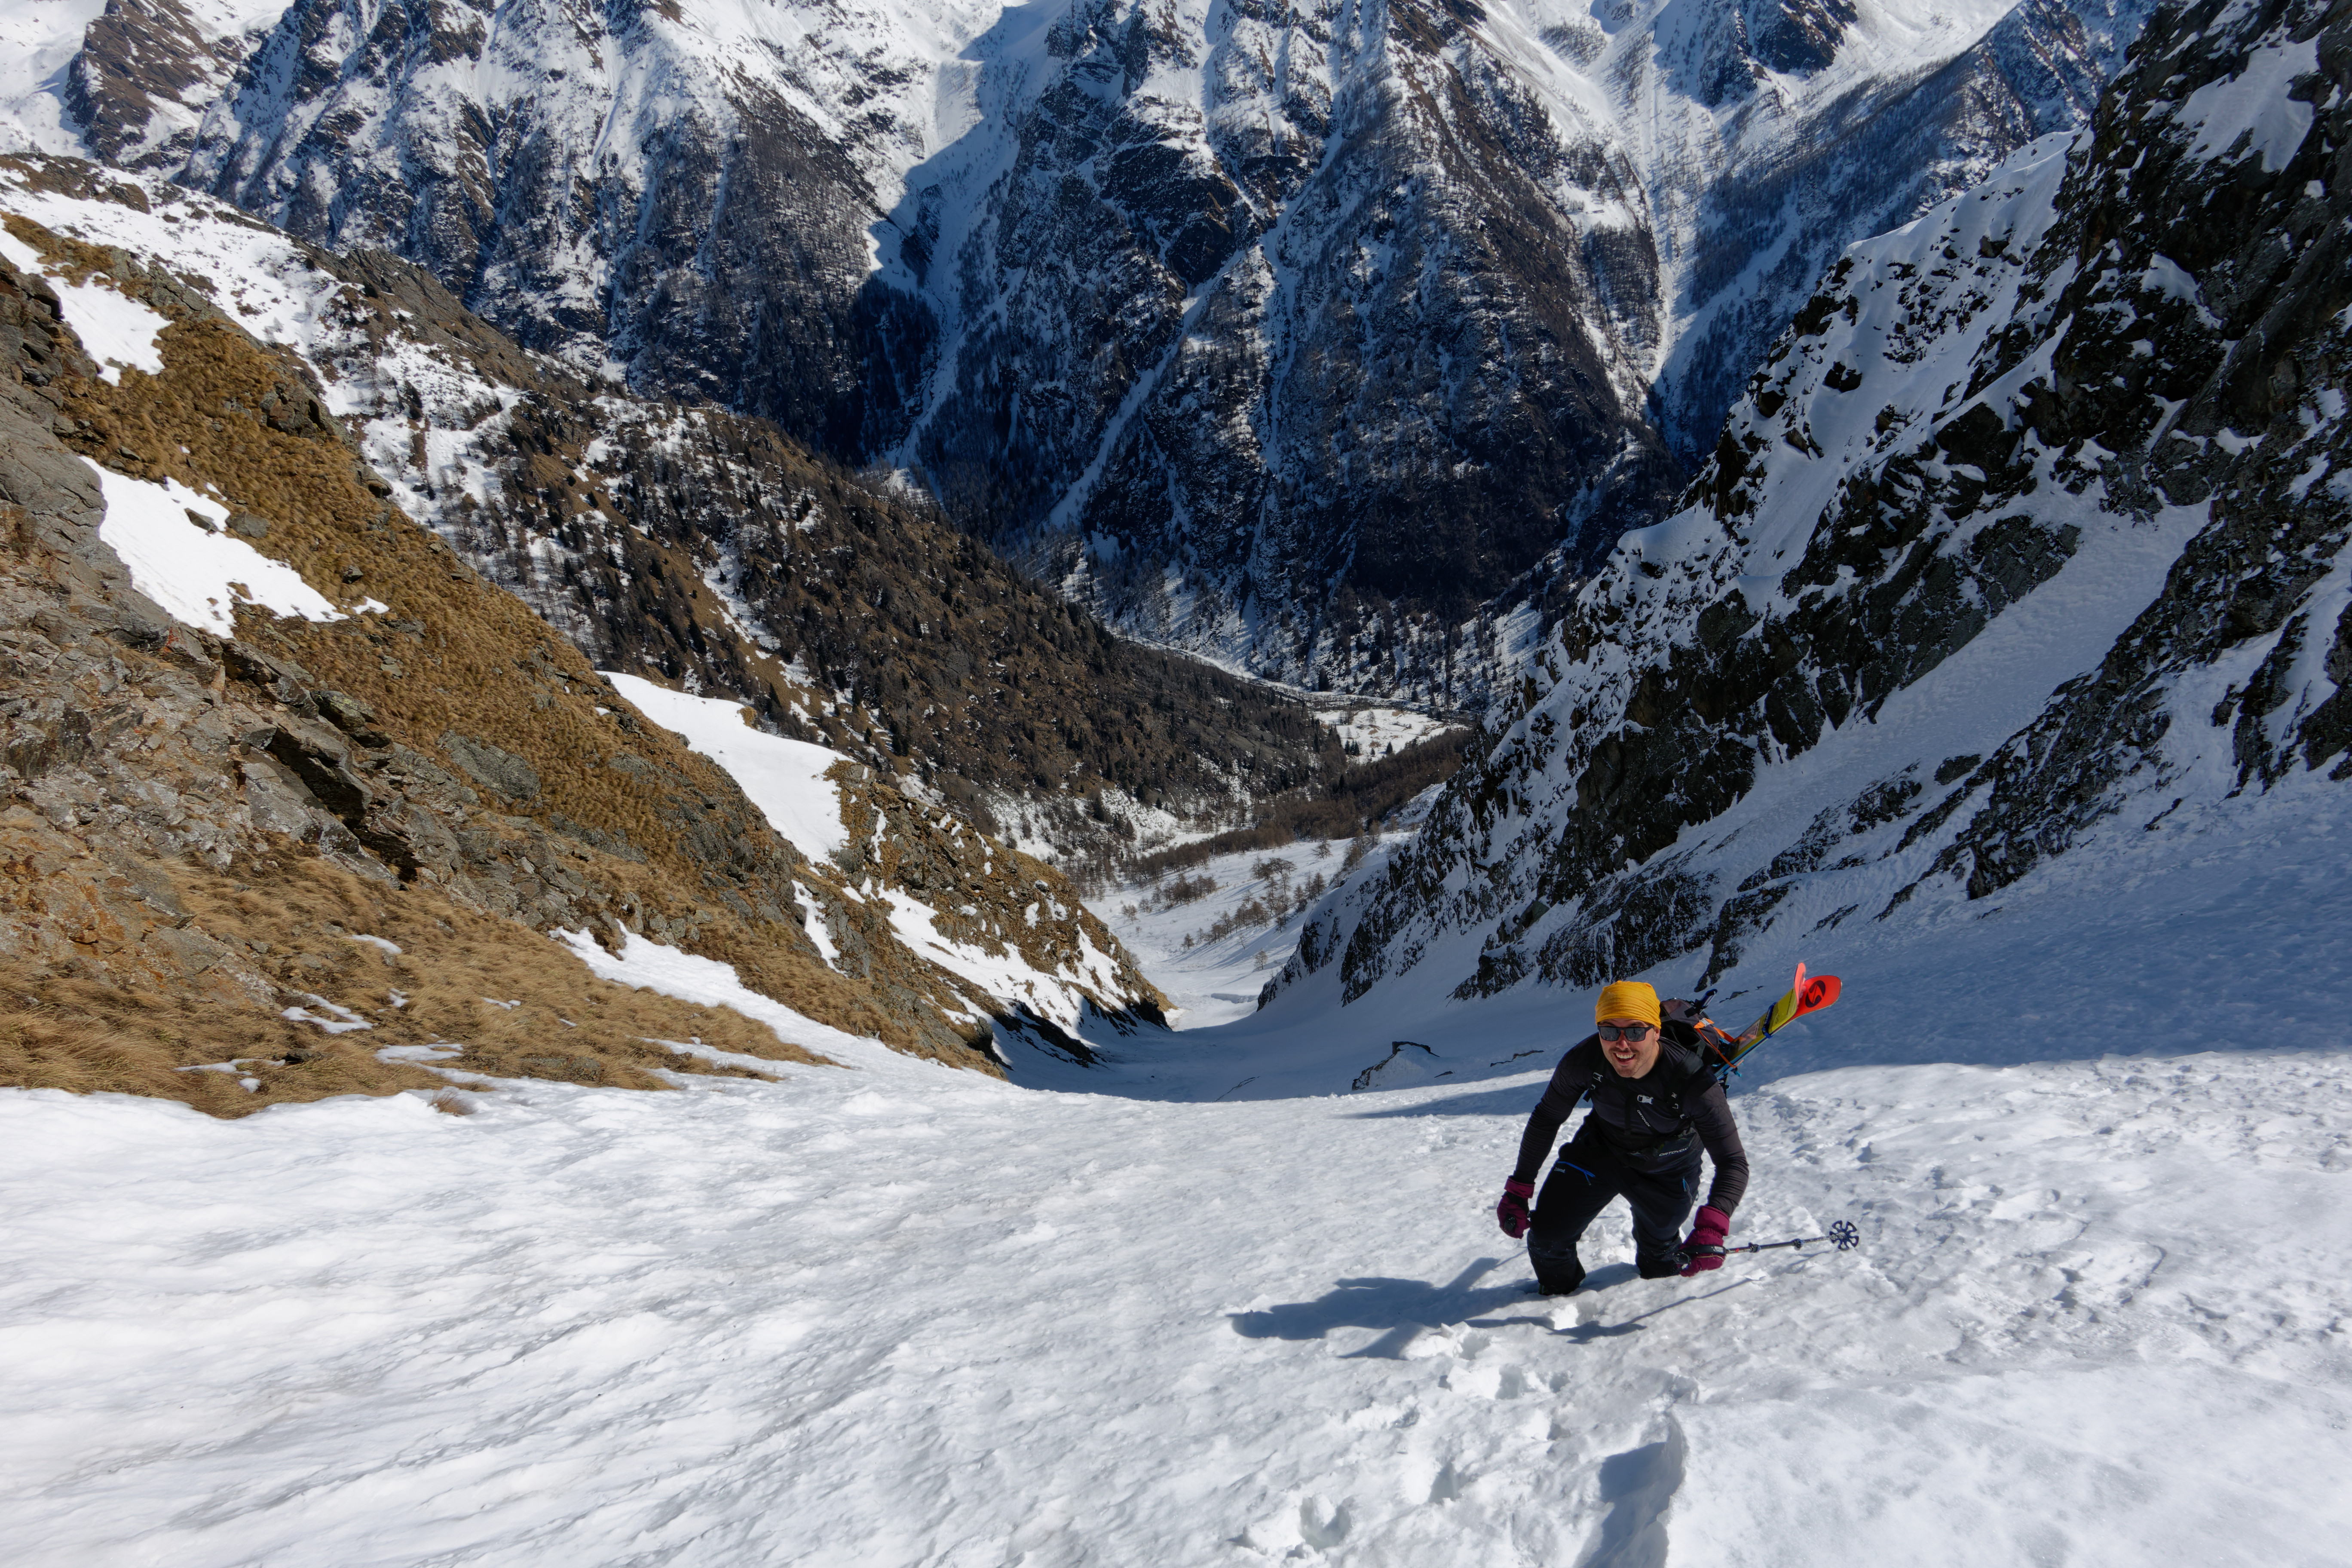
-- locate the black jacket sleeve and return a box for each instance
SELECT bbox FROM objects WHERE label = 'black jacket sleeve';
[1510,1040,1597,1183]
[1686,1080,1750,1216]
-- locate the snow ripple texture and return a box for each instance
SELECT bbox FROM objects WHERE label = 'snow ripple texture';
[0,1043,2346,1565]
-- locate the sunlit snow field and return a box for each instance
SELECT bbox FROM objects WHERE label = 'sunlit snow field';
[2,787,2349,1564]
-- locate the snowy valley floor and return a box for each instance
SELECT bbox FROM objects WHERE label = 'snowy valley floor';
[3,793,2351,1565]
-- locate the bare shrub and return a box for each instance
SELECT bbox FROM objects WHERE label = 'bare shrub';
[1163,873,1219,906]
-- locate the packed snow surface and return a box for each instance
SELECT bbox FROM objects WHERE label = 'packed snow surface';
[4,770,2350,1562]
[86,461,356,634]
[2,1039,2345,1563]
[604,671,853,862]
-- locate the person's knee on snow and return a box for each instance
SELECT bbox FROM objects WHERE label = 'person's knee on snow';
[1528,1240,1586,1295]
[1492,979,1751,1292]
[1522,1154,1613,1293]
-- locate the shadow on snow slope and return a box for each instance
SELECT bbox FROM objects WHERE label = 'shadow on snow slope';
[1229,1259,1747,1359]
[1032,779,2352,1103]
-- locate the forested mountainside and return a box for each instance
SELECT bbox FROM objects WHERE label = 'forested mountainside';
[0,156,1175,1109]
[1272,0,2347,1013]
[13,0,2152,695]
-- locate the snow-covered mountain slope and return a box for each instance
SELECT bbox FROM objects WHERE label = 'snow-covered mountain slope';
[1,931,2346,1562]
[1272,0,2348,1019]
[608,672,1163,1049]
[18,0,2150,692]
[1631,0,2158,456]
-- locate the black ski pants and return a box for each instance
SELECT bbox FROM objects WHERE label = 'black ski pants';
[1526,1132,1701,1294]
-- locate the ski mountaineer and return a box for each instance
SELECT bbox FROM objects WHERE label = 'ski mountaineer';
[1492,980,1751,1294]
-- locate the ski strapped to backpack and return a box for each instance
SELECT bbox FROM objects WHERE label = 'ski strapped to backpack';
[1687,961,1843,1084]
[1567,961,1844,1126]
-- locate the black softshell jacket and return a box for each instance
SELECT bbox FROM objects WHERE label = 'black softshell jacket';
[1510,1027,1751,1216]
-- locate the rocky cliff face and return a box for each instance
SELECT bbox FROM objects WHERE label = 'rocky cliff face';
[29,0,2151,696]
[0,153,1171,1107]
[1271,0,2347,1012]
[925,0,1681,641]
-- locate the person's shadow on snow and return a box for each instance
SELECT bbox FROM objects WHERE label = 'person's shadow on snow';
[1228,1257,1537,1358]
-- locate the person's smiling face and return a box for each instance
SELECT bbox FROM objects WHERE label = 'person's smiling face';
[1597,1017,1660,1078]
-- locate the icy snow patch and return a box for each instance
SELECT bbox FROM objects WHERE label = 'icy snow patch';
[2178,35,2320,173]
[602,671,851,861]
[549,926,918,1070]
[44,275,167,383]
[792,882,841,971]
[89,462,353,634]
[281,996,371,1034]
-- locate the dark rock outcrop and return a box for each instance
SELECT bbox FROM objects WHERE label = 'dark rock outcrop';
[1274,0,2348,1011]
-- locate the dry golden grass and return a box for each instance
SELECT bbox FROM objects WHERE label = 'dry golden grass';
[186,851,835,1092]
[0,963,444,1115]
[0,845,834,1119]
[0,208,998,1075]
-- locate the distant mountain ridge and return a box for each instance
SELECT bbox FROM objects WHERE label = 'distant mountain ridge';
[12,0,2153,699]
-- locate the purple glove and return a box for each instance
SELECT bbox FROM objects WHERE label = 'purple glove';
[1496,1178,1535,1239]
[1679,1205,1731,1276]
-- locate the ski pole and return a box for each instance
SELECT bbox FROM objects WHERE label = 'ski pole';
[1679,1219,1859,1265]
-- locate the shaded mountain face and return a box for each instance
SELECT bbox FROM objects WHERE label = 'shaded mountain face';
[1272,0,2347,1012]
[920,0,1681,632]
[37,0,2147,694]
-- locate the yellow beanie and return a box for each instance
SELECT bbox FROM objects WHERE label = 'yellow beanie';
[1595,981,1662,1027]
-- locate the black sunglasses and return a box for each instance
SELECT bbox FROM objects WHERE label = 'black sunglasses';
[1596,1023,1656,1042]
